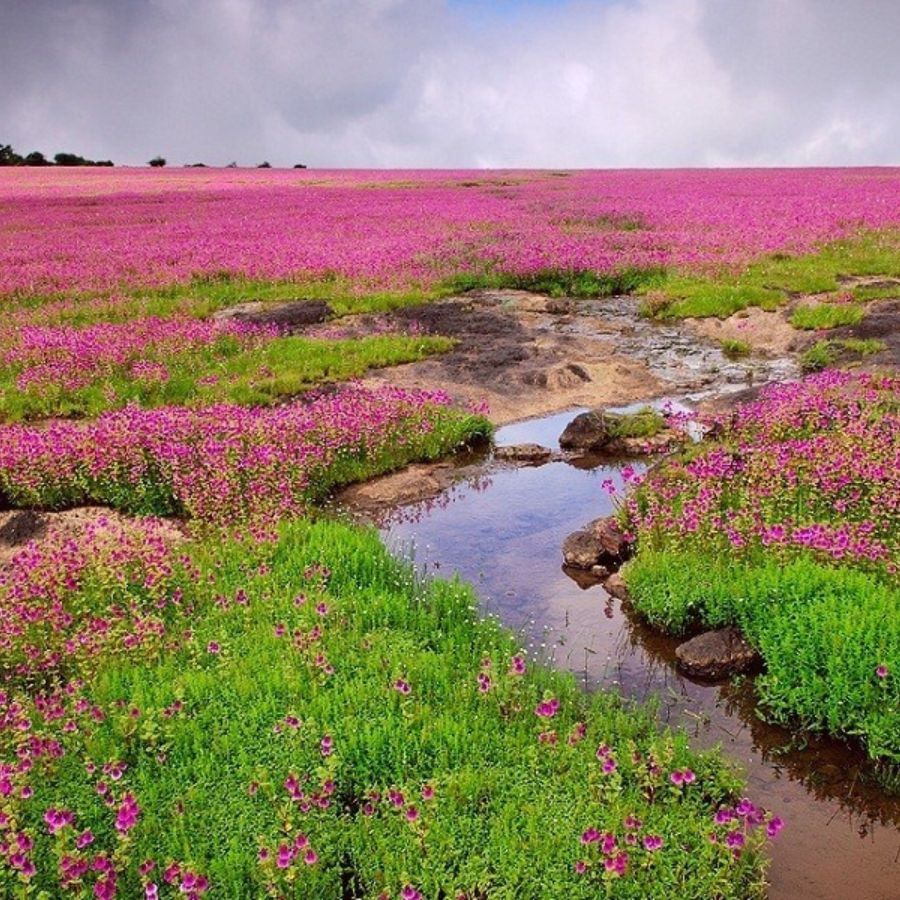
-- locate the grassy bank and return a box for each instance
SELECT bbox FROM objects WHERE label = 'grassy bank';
[0,518,775,897]
[0,386,489,524]
[0,331,453,422]
[640,230,900,319]
[626,552,899,761]
[621,371,899,761]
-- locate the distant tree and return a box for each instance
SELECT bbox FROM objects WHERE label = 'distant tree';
[148,156,167,168]
[293,163,307,169]
[54,152,91,166]
[0,144,24,166]
[94,159,114,167]
[24,151,50,166]
[257,161,271,168]
[186,163,207,168]
[226,161,238,168]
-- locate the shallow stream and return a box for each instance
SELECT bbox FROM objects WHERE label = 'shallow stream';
[347,408,899,899]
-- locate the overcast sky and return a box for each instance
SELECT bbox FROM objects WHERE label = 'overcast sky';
[1,0,898,167]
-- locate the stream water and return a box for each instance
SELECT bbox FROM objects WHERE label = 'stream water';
[351,408,899,899]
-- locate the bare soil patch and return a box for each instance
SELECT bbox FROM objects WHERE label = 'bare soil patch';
[686,306,804,357]
[361,290,660,424]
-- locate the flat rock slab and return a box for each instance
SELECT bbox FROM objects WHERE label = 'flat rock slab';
[213,299,332,330]
[494,443,553,464]
[675,627,761,680]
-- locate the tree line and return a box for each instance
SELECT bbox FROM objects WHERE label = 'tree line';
[2,143,308,169]
[0,142,114,167]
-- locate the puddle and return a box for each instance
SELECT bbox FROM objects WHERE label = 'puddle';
[346,407,900,900]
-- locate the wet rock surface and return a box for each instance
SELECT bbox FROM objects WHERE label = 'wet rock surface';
[588,516,632,564]
[494,443,553,464]
[562,516,632,569]
[675,627,762,680]
[562,530,606,569]
[603,572,631,602]
[363,289,800,426]
[214,298,333,330]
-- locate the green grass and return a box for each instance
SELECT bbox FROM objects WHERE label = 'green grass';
[4,520,770,898]
[0,333,454,422]
[1,264,664,336]
[789,303,866,330]
[0,273,447,329]
[719,339,752,359]
[800,338,887,372]
[641,230,900,320]
[624,551,900,763]
[606,407,667,440]
[442,266,663,299]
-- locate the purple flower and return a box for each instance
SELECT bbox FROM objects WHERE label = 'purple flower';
[726,830,745,850]
[876,664,889,679]
[643,835,663,852]
[535,697,560,719]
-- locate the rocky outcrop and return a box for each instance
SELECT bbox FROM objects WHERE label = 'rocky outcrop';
[587,516,632,564]
[674,628,761,680]
[523,362,591,391]
[213,299,332,330]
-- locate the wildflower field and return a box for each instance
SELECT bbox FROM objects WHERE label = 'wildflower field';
[0,167,897,897]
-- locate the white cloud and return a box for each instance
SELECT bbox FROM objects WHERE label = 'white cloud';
[1,0,898,166]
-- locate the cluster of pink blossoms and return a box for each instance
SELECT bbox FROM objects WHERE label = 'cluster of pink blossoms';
[0,679,209,897]
[0,384,463,525]
[0,515,188,677]
[625,371,899,575]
